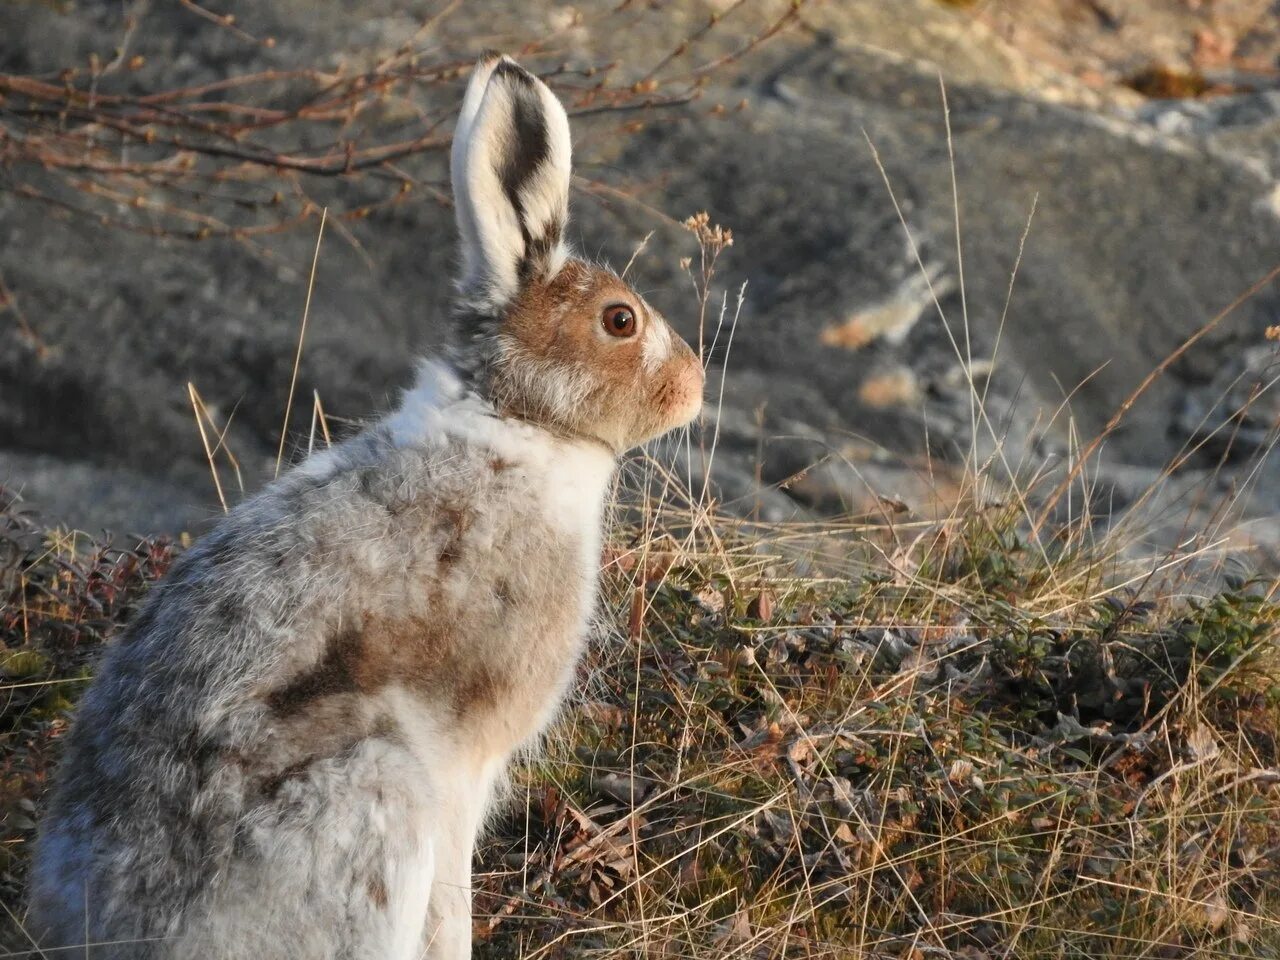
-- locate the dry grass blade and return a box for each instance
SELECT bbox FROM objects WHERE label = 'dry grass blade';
[307,389,333,457]
[276,207,327,479]
[188,381,227,514]
[1031,259,1280,539]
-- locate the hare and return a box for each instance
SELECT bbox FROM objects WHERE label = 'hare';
[27,53,704,960]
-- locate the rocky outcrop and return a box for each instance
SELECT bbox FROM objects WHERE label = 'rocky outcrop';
[2,0,1279,551]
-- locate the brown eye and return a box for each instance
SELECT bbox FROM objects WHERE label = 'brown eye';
[602,304,637,338]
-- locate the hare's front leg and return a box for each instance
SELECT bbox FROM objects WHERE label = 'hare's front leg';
[422,776,494,959]
[422,830,472,959]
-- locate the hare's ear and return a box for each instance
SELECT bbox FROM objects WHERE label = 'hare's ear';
[451,55,571,309]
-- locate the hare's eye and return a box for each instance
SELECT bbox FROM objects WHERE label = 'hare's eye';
[602,305,637,338]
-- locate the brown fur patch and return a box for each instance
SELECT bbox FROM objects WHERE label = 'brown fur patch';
[494,577,514,606]
[249,713,402,798]
[258,757,316,800]
[488,455,516,473]
[435,506,473,566]
[264,614,511,723]
[367,874,389,909]
[266,696,371,763]
[503,260,646,387]
[453,662,504,718]
[266,629,364,718]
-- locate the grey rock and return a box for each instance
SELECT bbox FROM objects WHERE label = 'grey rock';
[3,0,1280,551]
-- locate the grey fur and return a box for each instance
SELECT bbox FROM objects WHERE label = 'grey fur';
[29,423,588,957]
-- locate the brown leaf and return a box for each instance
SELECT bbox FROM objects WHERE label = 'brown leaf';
[737,721,784,754]
[693,585,725,615]
[628,586,645,641]
[747,587,774,621]
[579,700,625,729]
[540,785,563,824]
[600,544,637,573]
[642,551,676,583]
[786,737,814,764]
[593,771,651,806]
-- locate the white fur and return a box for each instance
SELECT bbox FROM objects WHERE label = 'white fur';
[392,360,615,528]
[641,304,676,374]
[380,374,613,960]
[452,57,571,307]
[507,78,572,263]
[383,360,467,451]
[451,55,505,290]
[456,92,525,303]
[493,336,598,426]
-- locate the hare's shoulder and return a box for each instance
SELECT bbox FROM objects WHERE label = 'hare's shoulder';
[61,419,612,753]
[228,423,615,749]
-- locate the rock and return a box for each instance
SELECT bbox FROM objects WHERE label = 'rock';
[3,1,1280,549]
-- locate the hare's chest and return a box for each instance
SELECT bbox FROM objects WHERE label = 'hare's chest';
[400,480,603,749]
[417,546,586,759]
[447,437,608,626]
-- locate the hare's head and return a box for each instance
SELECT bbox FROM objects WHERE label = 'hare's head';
[450,54,704,453]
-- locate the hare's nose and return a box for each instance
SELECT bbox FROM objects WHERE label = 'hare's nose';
[675,335,703,378]
[667,343,705,423]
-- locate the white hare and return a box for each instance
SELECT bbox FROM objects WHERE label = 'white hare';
[28,53,704,959]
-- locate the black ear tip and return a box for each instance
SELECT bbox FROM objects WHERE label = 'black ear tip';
[478,49,505,66]
[491,58,539,91]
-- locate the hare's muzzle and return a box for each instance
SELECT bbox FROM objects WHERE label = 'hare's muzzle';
[659,337,705,431]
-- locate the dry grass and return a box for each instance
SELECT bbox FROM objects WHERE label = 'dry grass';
[4,455,1280,957]
[461,453,1280,958]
